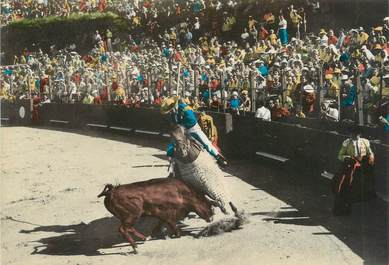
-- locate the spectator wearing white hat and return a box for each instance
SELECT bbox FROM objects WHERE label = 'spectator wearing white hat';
[239,90,251,112]
[302,84,316,115]
[319,29,328,46]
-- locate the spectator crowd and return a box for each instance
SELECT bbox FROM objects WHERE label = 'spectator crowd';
[1,0,388,129]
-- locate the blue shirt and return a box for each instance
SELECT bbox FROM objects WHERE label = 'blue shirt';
[167,142,175,157]
[171,103,197,129]
[186,32,193,41]
[183,69,190,78]
[201,73,208,82]
[341,85,356,107]
[193,1,202,13]
[162,47,170,58]
[340,52,350,63]
[100,54,108,63]
[35,79,41,90]
[258,65,268,76]
[202,90,210,102]
[3,68,12,76]
[384,114,389,132]
[230,98,240,109]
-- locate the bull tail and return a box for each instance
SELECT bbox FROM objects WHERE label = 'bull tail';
[97,184,114,198]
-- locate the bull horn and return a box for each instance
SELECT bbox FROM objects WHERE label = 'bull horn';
[98,184,113,198]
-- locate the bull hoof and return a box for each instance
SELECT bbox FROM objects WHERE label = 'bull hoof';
[132,247,138,255]
[173,230,181,238]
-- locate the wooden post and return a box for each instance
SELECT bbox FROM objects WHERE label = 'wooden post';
[48,76,52,101]
[9,75,14,96]
[28,75,33,113]
[379,68,384,110]
[126,67,130,97]
[337,80,341,122]
[176,62,181,96]
[148,69,152,104]
[318,66,324,118]
[281,69,286,106]
[64,69,68,95]
[106,71,111,102]
[194,64,199,99]
[356,72,364,126]
[182,70,186,99]
[208,81,211,109]
[250,70,257,112]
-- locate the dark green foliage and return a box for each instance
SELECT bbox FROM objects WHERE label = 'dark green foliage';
[2,12,130,64]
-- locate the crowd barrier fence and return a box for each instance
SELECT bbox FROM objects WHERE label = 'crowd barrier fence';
[1,101,387,200]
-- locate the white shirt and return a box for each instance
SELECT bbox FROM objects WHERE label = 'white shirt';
[279,19,287,29]
[255,106,271,121]
[241,32,250,40]
[320,35,329,46]
[327,107,339,121]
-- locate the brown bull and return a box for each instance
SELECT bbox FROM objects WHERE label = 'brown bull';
[98,178,214,253]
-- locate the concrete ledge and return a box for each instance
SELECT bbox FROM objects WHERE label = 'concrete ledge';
[321,171,335,180]
[256,151,289,163]
[87,123,108,128]
[109,126,132,132]
[134,129,160,136]
[49,119,69,124]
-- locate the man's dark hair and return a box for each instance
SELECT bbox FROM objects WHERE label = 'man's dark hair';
[257,100,265,108]
[349,124,361,136]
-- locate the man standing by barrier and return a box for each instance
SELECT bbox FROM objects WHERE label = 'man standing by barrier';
[332,126,375,216]
[32,94,41,123]
[161,97,228,167]
[198,111,220,153]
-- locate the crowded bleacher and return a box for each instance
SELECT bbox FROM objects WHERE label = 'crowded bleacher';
[1,0,389,130]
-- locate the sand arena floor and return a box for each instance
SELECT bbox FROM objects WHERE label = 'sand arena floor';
[1,126,386,265]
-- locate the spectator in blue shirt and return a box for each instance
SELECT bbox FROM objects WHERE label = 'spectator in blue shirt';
[256,61,268,77]
[229,91,241,114]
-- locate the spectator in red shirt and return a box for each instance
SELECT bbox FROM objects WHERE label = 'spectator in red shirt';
[98,0,106,12]
[259,26,269,40]
[209,77,219,91]
[153,92,163,105]
[133,95,141,108]
[111,77,118,92]
[210,94,221,111]
[302,84,316,115]
[328,29,338,45]
[270,99,291,121]
[92,90,102,104]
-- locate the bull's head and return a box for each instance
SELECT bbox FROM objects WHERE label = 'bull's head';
[171,126,201,164]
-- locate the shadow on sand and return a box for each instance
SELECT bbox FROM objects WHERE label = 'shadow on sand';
[20,216,198,256]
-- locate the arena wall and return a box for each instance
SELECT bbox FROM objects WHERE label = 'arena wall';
[1,101,387,199]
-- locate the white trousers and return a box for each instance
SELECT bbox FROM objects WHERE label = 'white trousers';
[186,124,220,157]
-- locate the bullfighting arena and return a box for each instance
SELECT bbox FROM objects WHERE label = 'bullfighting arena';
[1,127,387,265]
